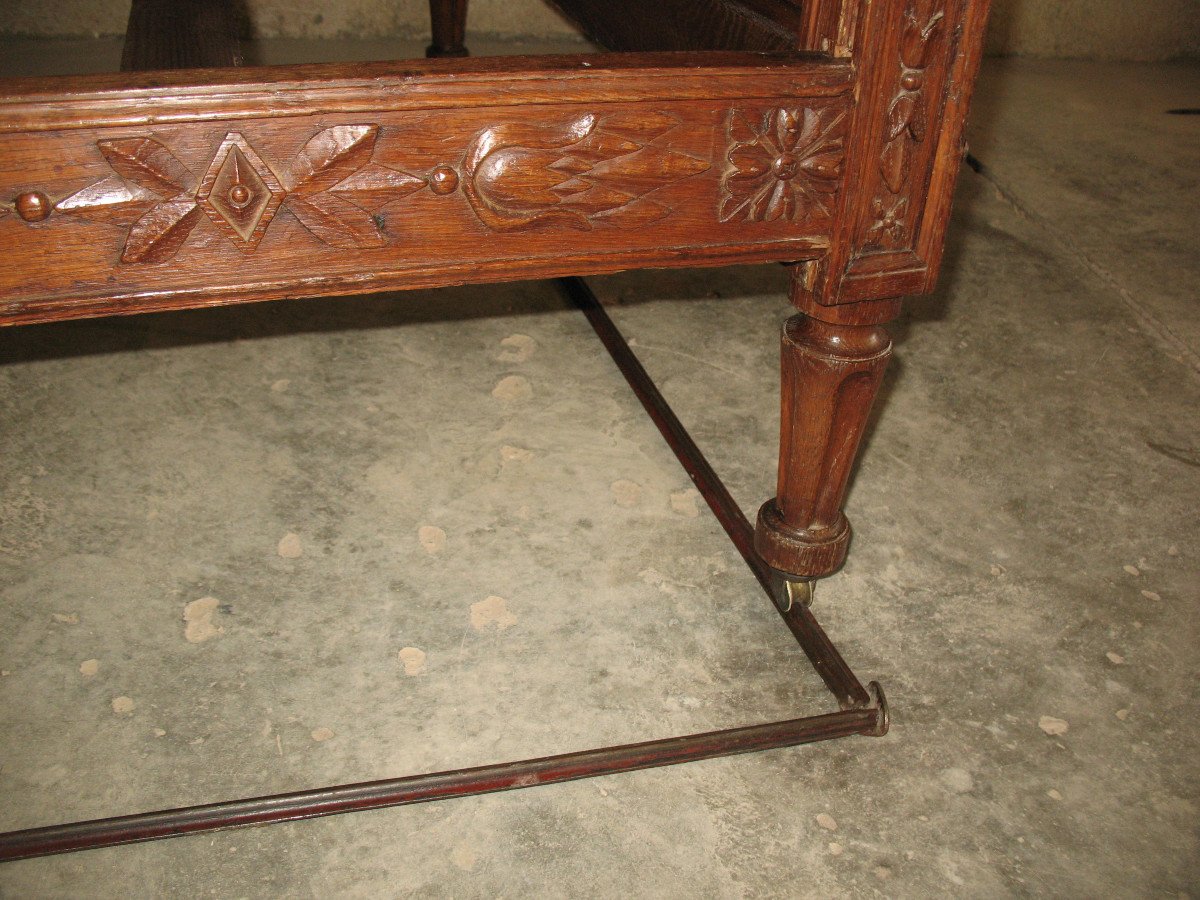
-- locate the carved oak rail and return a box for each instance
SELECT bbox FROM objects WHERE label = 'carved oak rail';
[0,54,855,325]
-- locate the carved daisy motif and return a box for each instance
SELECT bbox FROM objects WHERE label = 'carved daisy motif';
[868,196,909,244]
[719,106,846,224]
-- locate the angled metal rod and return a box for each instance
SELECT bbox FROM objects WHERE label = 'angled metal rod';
[0,277,886,862]
[560,277,872,709]
[0,708,880,862]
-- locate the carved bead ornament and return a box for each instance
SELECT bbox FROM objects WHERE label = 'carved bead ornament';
[15,191,52,222]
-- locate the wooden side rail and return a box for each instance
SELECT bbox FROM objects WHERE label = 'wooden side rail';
[0,53,851,326]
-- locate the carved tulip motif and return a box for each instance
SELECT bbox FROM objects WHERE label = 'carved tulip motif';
[719,106,845,224]
[460,112,709,231]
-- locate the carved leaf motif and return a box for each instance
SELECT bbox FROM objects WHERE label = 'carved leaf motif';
[879,139,909,195]
[290,125,379,195]
[900,9,945,69]
[727,109,762,147]
[875,1,945,227]
[36,124,404,263]
[97,138,194,198]
[329,164,425,211]
[286,193,385,249]
[122,197,202,263]
[908,101,928,143]
[583,149,710,194]
[886,94,916,142]
[55,175,157,226]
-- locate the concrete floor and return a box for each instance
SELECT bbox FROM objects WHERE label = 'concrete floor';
[0,39,1197,898]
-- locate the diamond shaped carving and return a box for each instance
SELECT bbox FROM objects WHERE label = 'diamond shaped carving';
[196,134,285,250]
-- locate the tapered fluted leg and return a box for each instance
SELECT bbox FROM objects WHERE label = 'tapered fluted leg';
[426,0,469,57]
[754,288,896,581]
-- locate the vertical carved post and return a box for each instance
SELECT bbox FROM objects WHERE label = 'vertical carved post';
[427,0,470,58]
[754,274,899,581]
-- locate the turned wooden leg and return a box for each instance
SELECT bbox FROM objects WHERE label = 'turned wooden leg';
[426,0,469,57]
[754,284,900,581]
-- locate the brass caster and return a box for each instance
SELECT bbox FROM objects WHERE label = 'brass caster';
[774,578,814,613]
[867,681,890,736]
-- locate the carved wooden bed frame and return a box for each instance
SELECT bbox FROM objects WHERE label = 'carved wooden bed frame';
[0,0,991,860]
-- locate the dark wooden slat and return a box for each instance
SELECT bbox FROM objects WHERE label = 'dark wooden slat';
[121,0,252,72]
[546,0,808,52]
[427,0,470,58]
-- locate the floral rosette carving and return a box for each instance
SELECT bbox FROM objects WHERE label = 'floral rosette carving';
[54,125,424,263]
[719,106,846,224]
[460,111,709,231]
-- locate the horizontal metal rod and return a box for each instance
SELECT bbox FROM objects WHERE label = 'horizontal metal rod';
[0,707,879,862]
[560,277,872,709]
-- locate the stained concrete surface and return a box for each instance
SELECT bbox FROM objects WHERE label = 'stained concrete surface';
[0,42,1198,898]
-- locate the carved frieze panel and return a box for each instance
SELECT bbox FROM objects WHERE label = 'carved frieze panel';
[23,114,718,265]
[0,88,854,323]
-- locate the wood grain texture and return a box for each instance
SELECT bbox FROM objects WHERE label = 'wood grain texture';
[0,1,992,584]
[0,53,850,133]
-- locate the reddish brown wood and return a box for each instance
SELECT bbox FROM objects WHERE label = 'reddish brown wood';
[0,704,883,862]
[0,0,993,622]
[564,276,873,709]
[0,0,997,861]
[427,0,470,58]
